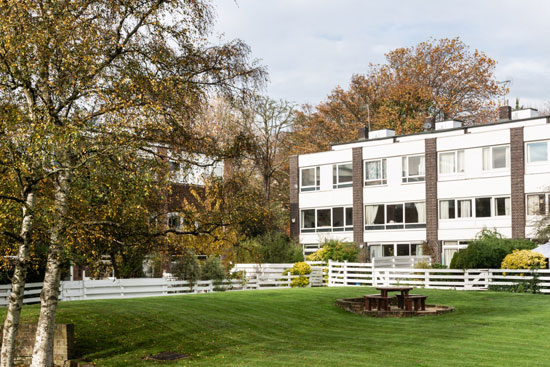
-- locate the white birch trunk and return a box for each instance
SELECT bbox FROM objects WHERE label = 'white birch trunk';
[30,168,71,367]
[0,190,35,367]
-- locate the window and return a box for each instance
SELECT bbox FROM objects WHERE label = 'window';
[300,207,353,233]
[365,204,385,230]
[475,197,492,217]
[494,197,511,216]
[167,213,183,230]
[457,199,472,218]
[316,209,331,231]
[439,150,464,174]
[402,155,425,182]
[482,145,509,170]
[301,167,320,192]
[301,210,316,232]
[364,159,387,186]
[333,163,352,189]
[439,200,456,219]
[527,194,546,215]
[527,142,548,163]
[365,202,426,230]
[440,199,472,219]
[369,243,423,259]
[332,207,353,231]
[383,245,394,257]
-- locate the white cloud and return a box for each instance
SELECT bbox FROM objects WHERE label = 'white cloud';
[210,0,550,106]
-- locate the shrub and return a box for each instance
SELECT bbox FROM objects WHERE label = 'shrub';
[305,240,358,262]
[235,231,303,263]
[284,262,311,288]
[172,251,201,289]
[501,250,547,270]
[201,256,226,281]
[201,256,227,290]
[450,229,536,269]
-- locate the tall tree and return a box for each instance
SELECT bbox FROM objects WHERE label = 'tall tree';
[237,95,295,204]
[0,1,264,366]
[290,38,507,155]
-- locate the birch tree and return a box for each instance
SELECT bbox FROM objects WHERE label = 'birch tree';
[0,1,264,366]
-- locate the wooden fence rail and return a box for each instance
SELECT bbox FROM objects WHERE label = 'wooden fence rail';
[327,260,550,293]
[2,261,549,305]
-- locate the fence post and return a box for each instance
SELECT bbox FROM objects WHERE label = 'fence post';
[464,269,469,290]
[425,270,430,288]
[287,272,291,288]
[328,260,333,286]
[343,260,348,286]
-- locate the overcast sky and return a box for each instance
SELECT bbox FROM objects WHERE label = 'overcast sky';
[210,0,550,110]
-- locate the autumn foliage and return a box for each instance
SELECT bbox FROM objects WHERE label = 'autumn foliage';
[290,38,508,155]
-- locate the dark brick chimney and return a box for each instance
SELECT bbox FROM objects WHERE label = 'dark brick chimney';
[358,127,369,140]
[424,117,435,132]
[499,106,512,121]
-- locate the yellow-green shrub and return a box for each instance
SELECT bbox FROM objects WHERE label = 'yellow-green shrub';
[284,262,311,287]
[501,250,547,270]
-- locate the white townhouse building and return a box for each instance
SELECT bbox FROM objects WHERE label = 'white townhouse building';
[289,107,550,265]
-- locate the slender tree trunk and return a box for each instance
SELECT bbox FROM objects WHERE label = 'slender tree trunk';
[30,168,71,367]
[0,189,35,367]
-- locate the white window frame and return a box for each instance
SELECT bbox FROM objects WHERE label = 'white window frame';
[526,141,549,164]
[526,193,549,216]
[402,155,425,183]
[333,163,353,189]
[494,196,511,217]
[368,242,423,258]
[438,150,465,175]
[365,201,426,230]
[300,166,320,192]
[482,145,510,171]
[364,159,387,186]
[300,207,353,233]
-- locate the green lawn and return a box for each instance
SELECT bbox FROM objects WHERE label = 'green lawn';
[4,287,550,366]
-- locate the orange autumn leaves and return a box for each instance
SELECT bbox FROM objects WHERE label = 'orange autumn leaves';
[290,38,508,155]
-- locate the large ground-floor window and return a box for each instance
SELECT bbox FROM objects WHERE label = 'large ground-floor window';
[442,241,469,266]
[368,242,423,259]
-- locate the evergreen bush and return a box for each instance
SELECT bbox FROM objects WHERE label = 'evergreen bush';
[450,229,536,269]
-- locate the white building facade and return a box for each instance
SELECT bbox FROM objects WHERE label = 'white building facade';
[289,107,550,265]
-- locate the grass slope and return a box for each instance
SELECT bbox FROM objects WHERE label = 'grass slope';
[2,288,549,366]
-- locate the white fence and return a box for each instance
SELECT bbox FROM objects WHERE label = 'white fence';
[232,261,326,287]
[3,261,550,305]
[372,256,431,268]
[0,264,324,305]
[327,260,550,293]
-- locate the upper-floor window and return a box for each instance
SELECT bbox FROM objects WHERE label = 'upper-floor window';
[301,167,320,192]
[440,199,472,219]
[527,194,547,215]
[167,212,184,230]
[402,155,425,183]
[439,150,464,175]
[482,145,509,170]
[527,142,549,163]
[364,159,387,186]
[440,196,510,219]
[365,201,425,230]
[300,207,353,233]
[333,163,353,189]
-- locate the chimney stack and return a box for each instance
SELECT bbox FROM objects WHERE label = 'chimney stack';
[499,106,512,121]
[358,127,369,140]
[423,117,435,132]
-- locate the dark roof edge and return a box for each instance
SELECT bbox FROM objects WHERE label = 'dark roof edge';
[329,115,550,148]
